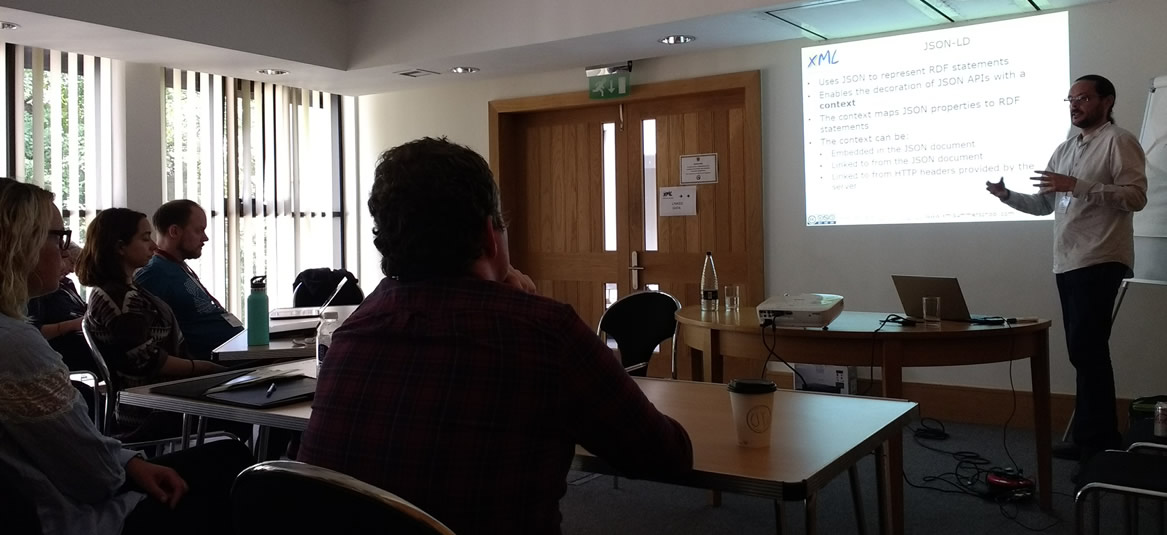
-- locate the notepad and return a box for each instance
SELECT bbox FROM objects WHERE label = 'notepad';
[203,375,316,408]
[150,369,315,409]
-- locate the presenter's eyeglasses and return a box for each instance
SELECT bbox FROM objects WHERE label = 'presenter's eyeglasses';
[1064,96,1092,104]
[48,229,72,251]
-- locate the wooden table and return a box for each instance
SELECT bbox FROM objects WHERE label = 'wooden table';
[119,359,916,534]
[574,377,917,535]
[674,306,1054,529]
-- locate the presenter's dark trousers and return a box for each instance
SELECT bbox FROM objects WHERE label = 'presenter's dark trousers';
[1056,261,1127,461]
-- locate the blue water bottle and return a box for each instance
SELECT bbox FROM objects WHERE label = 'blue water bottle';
[247,275,270,346]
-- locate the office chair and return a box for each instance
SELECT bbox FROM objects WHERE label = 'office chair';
[231,460,456,535]
[1075,442,1167,535]
[596,290,682,378]
[292,268,364,307]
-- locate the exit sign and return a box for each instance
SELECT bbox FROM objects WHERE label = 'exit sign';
[589,72,630,100]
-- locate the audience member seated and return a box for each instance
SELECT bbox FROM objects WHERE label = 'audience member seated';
[28,243,89,371]
[76,208,225,435]
[0,177,253,535]
[135,200,242,360]
[298,137,694,535]
[27,242,96,415]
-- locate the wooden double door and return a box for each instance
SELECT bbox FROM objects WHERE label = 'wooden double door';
[489,71,763,378]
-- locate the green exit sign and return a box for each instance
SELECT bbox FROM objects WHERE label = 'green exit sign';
[589,72,631,100]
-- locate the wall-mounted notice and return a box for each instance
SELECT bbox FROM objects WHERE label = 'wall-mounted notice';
[680,154,718,184]
[660,186,697,216]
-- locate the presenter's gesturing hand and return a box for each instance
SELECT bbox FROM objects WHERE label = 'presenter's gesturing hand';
[1031,170,1077,193]
[985,177,1009,199]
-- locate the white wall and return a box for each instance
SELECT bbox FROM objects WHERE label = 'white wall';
[117,62,164,213]
[354,0,1167,397]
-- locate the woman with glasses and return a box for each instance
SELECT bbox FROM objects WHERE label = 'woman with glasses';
[0,177,253,535]
[28,242,90,369]
[76,208,226,436]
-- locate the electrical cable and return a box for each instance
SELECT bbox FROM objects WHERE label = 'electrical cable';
[857,316,895,396]
[902,414,1064,532]
[757,321,809,388]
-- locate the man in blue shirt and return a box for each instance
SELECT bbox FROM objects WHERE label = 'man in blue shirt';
[135,200,242,359]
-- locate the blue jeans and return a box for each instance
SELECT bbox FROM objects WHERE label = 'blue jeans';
[1056,262,1127,458]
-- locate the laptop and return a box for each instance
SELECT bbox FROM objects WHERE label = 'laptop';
[891,275,1005,325]
[269,277,348,320]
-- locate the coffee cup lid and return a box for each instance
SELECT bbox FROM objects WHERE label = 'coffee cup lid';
[727,378,777,394]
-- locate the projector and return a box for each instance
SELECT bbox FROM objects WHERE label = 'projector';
[756,293,844,328]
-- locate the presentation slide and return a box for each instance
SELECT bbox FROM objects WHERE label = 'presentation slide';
[802,12,1069,226]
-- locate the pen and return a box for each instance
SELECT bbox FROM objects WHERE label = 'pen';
[266,383,277,398]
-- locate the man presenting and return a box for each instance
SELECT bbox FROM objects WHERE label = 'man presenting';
[135,200,242,359]
[298,137,693,534]
[986,74,1147,471]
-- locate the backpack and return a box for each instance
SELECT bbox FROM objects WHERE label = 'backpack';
[291,268,364,307]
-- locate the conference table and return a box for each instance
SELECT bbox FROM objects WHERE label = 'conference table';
[119,358,917,534]
[674,306,1054,528]
[212,305,359,361]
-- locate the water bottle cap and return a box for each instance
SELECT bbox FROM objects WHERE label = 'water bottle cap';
[322,311,339,320]
[706,251,713,256]
[250,275,267,289]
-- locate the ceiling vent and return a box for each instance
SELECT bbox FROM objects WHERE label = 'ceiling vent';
[394,68,441,78]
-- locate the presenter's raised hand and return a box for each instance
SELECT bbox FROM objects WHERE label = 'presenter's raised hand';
[985,177,1009,199]
[1031,170,1077,193]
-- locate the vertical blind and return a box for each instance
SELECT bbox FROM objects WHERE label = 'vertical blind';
[9,44,115,246]
[164,68,343,319]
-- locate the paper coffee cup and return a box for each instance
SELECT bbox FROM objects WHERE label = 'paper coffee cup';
[727,378,778,448]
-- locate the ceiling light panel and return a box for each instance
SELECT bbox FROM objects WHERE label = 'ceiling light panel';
[920,0,1035,21]
[766,0,949,40]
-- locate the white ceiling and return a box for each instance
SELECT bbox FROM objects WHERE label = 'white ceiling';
[0,0,1110,96]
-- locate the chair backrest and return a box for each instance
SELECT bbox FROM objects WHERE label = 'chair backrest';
[80,317,116,434]
[231,460,456,535]
[292,268,364,307]
[596,291,682,377]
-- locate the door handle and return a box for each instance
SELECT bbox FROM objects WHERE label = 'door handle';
[628,251,644,290]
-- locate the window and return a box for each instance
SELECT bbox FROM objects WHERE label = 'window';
[7,44,115,249]
[164,69,344,319]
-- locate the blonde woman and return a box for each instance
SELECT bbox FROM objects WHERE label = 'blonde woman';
[0,178,251,535]
[27,242,90,370]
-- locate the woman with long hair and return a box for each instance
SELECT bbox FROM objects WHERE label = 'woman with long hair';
[76,208,224,434]
[0,177,252,534]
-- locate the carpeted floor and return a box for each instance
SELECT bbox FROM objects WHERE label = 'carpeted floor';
[560,419,1159,534]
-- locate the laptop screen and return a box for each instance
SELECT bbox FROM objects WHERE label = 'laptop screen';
[891,275,975,321]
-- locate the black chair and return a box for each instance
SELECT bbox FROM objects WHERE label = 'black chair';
[231,460,456,535]
[292,268,364,307]
[596,290,681,378]
[80,318,224,451]
[1075,442,1167,534]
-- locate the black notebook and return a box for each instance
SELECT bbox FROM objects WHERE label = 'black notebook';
[151,371,315,409]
